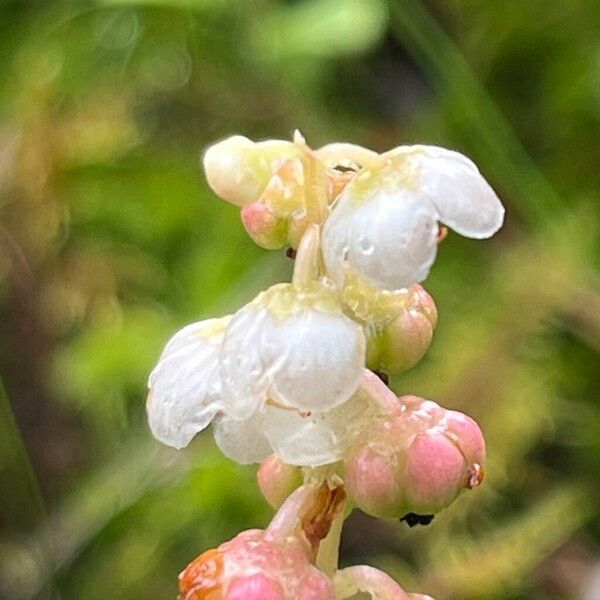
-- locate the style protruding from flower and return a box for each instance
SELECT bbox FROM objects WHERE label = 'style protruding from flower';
[147,131,504,600]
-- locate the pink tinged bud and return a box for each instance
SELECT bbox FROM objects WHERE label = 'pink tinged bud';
[366,285,437,375]
[404,433,467,513]
[342,395,486,519]
[179,525,334,600]
[367,309,434,374]
[298,573,336,600]
[445,410,486,469]
[241,202,287,249]
[225,573,284,600]
[411,284,438,328]
[343,447,401,518]
[257,454,302,509]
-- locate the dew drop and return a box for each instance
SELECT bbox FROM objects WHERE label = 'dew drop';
[357,235,374,255]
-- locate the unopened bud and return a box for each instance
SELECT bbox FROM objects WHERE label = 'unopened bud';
[202,136,299,207]
[343,395,485,518]
[257,454,302,509]
[179,527,334,600]
[366,285,437,375]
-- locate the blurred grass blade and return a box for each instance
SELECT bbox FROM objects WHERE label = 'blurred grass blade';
[0,380,55,599]
[389,0,565,225]
[0,379,46,531]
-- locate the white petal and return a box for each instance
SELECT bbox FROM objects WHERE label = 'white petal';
[212,412,271,464]
[219,284,365,417]
[323,183,439,291]
[267,308,365,412]
[147,317,230,449]
[262,406,341,466]
[262,389,375,467]
[386,145,505,239]
[219,306,268,419]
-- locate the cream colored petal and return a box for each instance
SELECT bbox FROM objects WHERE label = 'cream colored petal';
[202,135,300,207]
[219,305,269,419]
[262,406,341,467]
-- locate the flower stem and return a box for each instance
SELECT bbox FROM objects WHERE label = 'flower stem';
[292,223,321,288]
[334,565,411,600]
[360,369,402,414]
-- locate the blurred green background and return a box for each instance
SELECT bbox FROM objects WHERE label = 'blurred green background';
[0,0,599,598]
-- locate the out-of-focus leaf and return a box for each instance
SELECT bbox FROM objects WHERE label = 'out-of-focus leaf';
[251,0,388,60]
[99,0,230,10]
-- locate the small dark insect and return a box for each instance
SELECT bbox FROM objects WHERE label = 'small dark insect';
[285,247,297,260]
[400,513,435,528]
[333,164,358,173]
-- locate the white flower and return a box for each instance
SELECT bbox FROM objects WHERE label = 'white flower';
[147,316,230,449]
[322,145,505,291]
[146,282,367,466]
[214,385,375,467]
[219,281,366,419]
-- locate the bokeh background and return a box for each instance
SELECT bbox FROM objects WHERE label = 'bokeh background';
[0,0,599,598]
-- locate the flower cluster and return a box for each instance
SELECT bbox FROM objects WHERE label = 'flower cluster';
[146,131,504,598]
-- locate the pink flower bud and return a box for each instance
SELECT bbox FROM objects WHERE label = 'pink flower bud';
[257,454,302,509]
[366,285,437,375]
[224,573,284,600]
[343,446,401,517]
[179,528,334,600]
[343,395,485,519]
[241,202,287,249]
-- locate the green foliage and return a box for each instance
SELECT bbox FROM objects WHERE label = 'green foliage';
[0,1,598,599]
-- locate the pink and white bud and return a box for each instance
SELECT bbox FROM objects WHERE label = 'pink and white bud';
[203,134,328,249]
[257,454,302,509]
[202,136,299,207]
[179,528,334,600]
[343,395,485,519]
[366,285,437,375]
